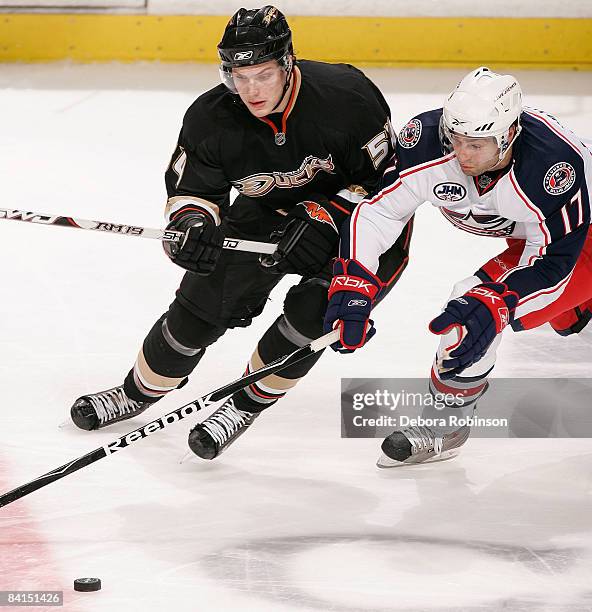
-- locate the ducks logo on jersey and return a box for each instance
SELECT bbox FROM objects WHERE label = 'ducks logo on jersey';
[232,155,335,197]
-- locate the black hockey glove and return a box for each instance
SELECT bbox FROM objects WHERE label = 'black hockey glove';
[163,212,224,275]
[260,199,346,276]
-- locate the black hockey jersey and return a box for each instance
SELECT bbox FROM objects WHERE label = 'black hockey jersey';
[164,60,395,238]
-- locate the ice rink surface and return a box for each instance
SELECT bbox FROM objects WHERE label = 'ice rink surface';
[0,63,591,611]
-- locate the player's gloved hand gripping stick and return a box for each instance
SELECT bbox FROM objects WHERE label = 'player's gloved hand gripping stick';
[0,207,276,256]
[162,212,225,275]
[260,198,348,276]
[323,258,384,353]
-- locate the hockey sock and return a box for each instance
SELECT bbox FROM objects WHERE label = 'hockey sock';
[124,314,207,402]
[425,362,492,435]
[233,315,325,413]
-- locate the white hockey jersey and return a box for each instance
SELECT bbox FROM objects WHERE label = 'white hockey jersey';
[344,107,592,330]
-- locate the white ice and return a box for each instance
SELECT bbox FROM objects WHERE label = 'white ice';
[0,63,591,612]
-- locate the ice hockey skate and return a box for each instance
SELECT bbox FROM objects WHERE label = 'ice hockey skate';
[377,423,471,468]
[70,386,152,431]
[187,397,260,460]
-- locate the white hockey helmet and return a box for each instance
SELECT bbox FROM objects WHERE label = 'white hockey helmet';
[440,67,523,160]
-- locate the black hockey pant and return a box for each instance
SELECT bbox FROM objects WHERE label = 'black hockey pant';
[123,249,331,413]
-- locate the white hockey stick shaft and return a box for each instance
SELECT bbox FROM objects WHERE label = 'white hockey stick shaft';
[0,207,277,255]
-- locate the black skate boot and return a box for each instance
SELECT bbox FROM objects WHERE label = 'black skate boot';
[71,385,153,431]
[187,397,260,460]
[377,424,471,468]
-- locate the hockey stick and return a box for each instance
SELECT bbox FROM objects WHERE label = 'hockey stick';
[0,329,339,509]
[0,207,277,255]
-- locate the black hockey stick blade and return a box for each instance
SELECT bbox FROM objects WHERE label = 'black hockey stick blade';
[0,330,339,508]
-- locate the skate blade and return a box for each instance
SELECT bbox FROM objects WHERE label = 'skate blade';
[178,450,194,464]
[376,448,461,469]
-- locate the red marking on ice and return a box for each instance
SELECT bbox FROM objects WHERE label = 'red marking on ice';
[0,459,82,611]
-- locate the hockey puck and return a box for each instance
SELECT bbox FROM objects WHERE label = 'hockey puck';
[74,578,101,592]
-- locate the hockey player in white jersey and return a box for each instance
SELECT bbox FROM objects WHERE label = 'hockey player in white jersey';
[324,67,592,467]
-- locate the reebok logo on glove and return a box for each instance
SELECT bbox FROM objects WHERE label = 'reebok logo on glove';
[330,275,379,298]
[465,285,512,333]
[324,258,384,353]
[468,286,502,304]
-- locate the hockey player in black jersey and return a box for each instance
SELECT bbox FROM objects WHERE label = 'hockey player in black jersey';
[70,6,412,459]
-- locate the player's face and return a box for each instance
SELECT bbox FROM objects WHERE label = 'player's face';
[232,61,287,117]
[451,133,500,176]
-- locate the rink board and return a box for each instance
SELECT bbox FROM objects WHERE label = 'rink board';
[0,14,590,68]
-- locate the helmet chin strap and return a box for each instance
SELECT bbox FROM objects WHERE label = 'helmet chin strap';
[270,61,294,112]
[483,153,506,173]
[482,128,519,173]
[485,143,515,173]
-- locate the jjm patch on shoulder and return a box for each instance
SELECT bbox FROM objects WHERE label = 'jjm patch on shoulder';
[543,162,576,195]
[397,119,422,149]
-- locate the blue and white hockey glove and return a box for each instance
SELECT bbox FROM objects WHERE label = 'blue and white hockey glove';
[323,258,383,353]
[429,282,518,379]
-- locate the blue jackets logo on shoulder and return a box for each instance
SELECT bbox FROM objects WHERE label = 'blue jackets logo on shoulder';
[397,119,422,149]
[433,182,467,202]
[543,162,576,195]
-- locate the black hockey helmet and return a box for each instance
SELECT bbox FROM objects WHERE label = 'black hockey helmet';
[218,6,293,92]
